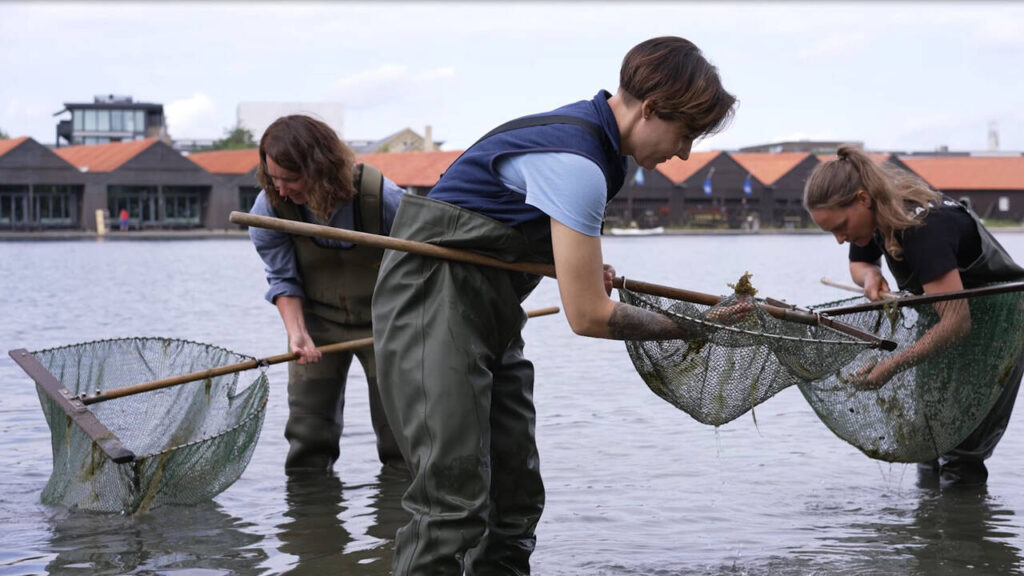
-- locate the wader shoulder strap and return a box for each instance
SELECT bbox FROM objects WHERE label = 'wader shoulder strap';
[476,114,608,148]
[354,163,384,236]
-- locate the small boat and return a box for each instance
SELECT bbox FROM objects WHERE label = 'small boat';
[609,226,665,236]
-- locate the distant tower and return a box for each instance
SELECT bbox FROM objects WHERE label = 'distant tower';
[988,121,999,151]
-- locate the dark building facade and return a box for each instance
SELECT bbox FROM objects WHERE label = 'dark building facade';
[1,137,1021,233]
[0,137,85,230]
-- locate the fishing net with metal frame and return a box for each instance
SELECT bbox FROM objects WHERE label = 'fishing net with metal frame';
[10,337,269,514]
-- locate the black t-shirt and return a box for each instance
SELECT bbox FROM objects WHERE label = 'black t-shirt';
[849,198,983,288]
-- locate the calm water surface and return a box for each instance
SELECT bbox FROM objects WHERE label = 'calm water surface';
[1,232,1023,575]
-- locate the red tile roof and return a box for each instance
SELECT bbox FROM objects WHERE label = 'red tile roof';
[188,148,259,174]
[729,152,811,186]
[358,150,463,187]
[54,138,159,172]
[0,136,29,158]
[899,156,1024,191]
[655,151,721,184]
[186,148,463,188]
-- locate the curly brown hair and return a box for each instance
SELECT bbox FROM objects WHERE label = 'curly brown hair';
[619,36,737,139]
[257,115,356,222]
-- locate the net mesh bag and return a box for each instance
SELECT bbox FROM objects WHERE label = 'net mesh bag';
[799,289,1024,462]
[619,276,875,426]
[30,337,269,514]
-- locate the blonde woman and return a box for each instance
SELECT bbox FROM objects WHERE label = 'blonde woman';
[804,144,1024,487]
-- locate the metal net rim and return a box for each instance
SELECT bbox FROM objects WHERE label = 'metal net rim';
[30,335,249,358]
[142,377,269,459]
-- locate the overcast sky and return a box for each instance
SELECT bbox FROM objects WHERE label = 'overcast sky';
[2,1,1022,153]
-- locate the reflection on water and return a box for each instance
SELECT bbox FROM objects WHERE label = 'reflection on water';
[44,501,266,575]
[276,467,409,575]
[0,236,1021,574]
[899,484,1022,575]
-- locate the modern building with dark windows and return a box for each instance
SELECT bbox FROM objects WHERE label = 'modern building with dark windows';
[54,94,167,147]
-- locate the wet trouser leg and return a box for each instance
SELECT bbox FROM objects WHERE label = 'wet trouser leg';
[941,349,1024,477]
[465,331,544,576]
[354,340,406,470]
[376,258,525,575]
[373,197,547,575]
[285,313,404,471]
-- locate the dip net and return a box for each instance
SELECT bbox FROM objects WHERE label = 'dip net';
[618,277,876,427]
[14,337,268,514]
[800,288,1024,462]
[620,279,1024,463]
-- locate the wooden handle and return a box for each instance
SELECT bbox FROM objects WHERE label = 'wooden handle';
[82,306,561,405]
[230,211,895,350]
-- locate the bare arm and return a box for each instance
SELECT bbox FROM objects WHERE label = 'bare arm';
[551,219,702,341]
[275,295,322,364]
[862,268,970,387]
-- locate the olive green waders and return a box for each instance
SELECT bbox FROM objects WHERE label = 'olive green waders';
[278,189,404,472]
[373,194,552,575]
[285,313,403,470]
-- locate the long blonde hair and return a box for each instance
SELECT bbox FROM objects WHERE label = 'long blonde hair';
[803,145,939,259]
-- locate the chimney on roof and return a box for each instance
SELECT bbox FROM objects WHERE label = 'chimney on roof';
[423,125,434,152]
[988,121,999,151]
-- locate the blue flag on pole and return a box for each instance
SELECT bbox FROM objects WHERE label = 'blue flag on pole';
[743,173,752,195]
[634,168,645,186]
[703,173,712,196]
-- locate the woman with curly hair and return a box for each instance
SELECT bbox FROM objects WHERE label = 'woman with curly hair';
[249,114,406,472]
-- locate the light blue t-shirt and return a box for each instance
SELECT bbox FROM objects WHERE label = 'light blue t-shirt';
[249,177,405,303]
[494,152,608,237]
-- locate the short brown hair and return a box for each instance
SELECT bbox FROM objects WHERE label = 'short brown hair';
[619,36,736,138]
[257,115,357,222]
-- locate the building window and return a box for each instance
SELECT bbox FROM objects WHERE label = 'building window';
[136,110,145,133]
[239,187,260,214]
[33,185,80,227]
[111,109,123,131]
[0,185,30,229]
[999,197,1010,212]
[73,110,83,131]
[97,109,110,131]
[163,186,205,227]
[108,185,159,227]
[84,109,97,131]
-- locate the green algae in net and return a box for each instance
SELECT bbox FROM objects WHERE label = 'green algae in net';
[619,273,874,426]
[620,274,1024,464]
[800,287,1024,462]
[15,337,268,514]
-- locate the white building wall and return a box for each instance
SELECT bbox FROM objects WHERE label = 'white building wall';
[237,102,345,141]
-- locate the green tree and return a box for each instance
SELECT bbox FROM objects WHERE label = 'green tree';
[211,124,256,150]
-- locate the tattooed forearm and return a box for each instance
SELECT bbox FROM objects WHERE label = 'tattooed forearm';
[607,302,704,341]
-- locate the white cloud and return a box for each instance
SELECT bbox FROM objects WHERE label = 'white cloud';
[164,93,219,140]
[1,97,51,141]
[327,65,456,110]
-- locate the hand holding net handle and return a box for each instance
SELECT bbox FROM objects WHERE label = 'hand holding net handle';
[81,306,560,405]
[231,212,895,351]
